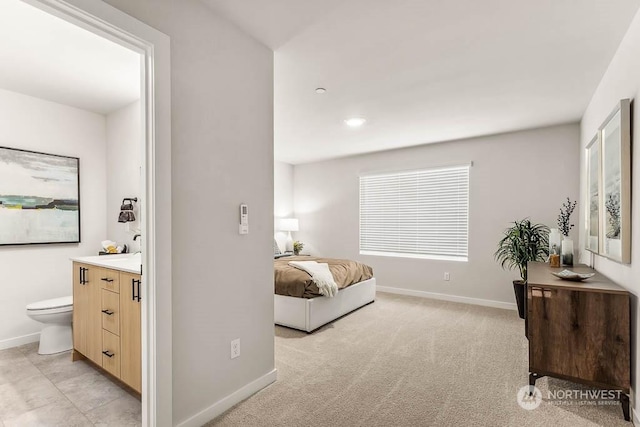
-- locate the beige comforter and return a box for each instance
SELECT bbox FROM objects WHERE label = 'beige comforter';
[274,256,373,298]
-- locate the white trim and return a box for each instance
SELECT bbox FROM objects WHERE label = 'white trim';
[22,1,173,426]
[376,286,517,311]
[0,332,40,351]
[359,162,473,178]
[633,407,638,426]
[360,251,468,262]
[175,369,278,427]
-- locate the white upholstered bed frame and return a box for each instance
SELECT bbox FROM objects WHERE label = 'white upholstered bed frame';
[274,278,376,332]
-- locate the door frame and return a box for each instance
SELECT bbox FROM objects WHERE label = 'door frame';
[20,0,172,425]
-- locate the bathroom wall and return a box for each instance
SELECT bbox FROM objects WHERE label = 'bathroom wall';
[0,87,107,349]
[106,100,142,252]
[274,160,294,251]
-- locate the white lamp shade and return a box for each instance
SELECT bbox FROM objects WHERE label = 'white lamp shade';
[278,218,299,232]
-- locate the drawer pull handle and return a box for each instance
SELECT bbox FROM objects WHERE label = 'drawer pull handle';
[101,309,114,316]
[132,279,141,302]
[102,350,115,358]
[101,278,114,283]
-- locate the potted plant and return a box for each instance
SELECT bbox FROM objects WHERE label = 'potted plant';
[495,219,549,319]
[293,241,304,256]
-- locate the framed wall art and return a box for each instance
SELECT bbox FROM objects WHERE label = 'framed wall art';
[585,133,600,254]
[599,99,631,263]
[0,146,80,245]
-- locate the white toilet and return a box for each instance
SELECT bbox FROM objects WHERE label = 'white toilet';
[26,296,73,355]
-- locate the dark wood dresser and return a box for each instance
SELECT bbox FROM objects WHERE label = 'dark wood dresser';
[526,261,631,420]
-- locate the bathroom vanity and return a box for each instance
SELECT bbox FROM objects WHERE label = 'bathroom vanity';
[71,255,142,393]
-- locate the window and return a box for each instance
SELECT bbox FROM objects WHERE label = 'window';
[359,165,470,261]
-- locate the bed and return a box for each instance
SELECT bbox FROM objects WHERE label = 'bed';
[274,255,376,332]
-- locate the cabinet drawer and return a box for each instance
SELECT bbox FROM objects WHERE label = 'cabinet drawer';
[102,330,120,378]
[98,268,120,293]
[101,290,120,336]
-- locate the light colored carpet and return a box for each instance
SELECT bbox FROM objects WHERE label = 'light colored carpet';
[207,292,630,427]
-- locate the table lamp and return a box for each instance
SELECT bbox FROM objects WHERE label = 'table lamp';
[278,218,299,253]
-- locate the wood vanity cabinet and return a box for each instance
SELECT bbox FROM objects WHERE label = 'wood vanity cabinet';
[72,261,142,393]
[120,272,142,393]
[72,263,102,365]
[527,262,631,420]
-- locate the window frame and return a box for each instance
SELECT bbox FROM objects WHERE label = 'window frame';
[359,163,471,262]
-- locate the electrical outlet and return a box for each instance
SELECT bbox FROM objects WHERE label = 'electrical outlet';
[231,338,240,359]
[444,272,450,281]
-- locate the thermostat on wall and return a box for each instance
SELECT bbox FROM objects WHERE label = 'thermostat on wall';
[239,204,248,234]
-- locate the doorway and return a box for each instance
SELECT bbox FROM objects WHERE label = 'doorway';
[15,0,172,425]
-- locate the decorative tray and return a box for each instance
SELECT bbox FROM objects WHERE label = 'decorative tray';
[551,270,596,282]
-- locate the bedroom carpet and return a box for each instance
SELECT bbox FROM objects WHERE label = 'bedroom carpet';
[207,292,629,427]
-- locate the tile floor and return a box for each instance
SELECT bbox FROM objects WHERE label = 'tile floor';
[0,342,141,426]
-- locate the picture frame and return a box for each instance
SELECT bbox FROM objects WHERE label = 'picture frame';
[598,99,631,263]
[0,146,80,245]
[585,133,600,254]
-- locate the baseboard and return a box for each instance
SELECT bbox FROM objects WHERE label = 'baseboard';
[0,332,40,351]
[176,368,277,427]
[376,286,517,311]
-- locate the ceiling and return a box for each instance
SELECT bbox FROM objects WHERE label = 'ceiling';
[202,0,346,50]
[205,0,640,164]
[0,0,140,115]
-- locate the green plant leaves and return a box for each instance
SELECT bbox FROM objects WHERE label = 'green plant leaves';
[494,219,550,282]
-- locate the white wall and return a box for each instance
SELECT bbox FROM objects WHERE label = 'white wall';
[0,88,107,348]
[101,1,275,426]
[274,161,294,217]
[106,100,141,252]
[274,160,294,251]
[294,123,580,306]
[579,9,640,416]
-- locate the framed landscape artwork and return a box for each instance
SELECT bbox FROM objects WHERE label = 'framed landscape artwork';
[0,146,80,245]
[599,99,631,264]
[585,134,600,253]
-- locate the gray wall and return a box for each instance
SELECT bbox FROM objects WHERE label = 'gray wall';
[102,1,275,425]
[294,123,580,306]
[579,9,640,417]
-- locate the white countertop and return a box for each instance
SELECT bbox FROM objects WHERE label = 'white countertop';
[70,253,142,275]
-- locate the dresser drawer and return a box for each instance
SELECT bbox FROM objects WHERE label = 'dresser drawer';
[97,268,120,293]
[102,330,121,378]
[101,289,120,336]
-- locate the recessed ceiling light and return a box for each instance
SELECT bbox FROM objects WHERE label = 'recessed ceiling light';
[315,88,326,94]
[345,118,366,127]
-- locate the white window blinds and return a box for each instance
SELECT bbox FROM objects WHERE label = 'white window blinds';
[359,165,470,261]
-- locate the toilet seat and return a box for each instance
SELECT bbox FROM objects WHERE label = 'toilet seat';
[26,296,73,314]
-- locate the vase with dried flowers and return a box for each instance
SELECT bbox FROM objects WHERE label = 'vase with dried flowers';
[557,197,577,266]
